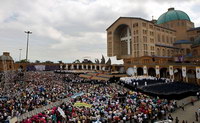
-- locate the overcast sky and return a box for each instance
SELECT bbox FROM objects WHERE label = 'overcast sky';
[0,0,200,63]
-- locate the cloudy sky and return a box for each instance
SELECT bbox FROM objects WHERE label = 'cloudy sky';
[0,0,200,63]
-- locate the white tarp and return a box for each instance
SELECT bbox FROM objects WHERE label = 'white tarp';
[58,107,66,118]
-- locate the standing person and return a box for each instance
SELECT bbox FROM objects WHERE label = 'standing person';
[175,117,179,123]
[195,112,198,122]
[197,92,200,100]
[181,102,184,111]
[198,107,200,117]
[168,114,173,121]
[191,98,194,106]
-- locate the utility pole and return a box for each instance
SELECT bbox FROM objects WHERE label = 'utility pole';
[19,49,22,61]
[25,31,32,62]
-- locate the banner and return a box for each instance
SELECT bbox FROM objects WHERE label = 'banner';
[169,66,173,76]
[143,66,147,74]
[71,92,84,98]
[74,102,92,108]
[58,107,66,118]
[182,67,186,77]
[196,67,200,79]
[156,66,159,75]
[35,65,45,71]
[134,66,137,75]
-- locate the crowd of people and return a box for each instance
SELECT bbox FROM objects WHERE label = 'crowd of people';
[22,83,178,123]
[0,71,198,123]
[0,71,71,122]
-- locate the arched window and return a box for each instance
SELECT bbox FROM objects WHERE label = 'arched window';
[157,48,160,56]
[167,49,170,56]
[162,49,165,56]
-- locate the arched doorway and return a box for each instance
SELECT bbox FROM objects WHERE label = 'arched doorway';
[174,68,182,81]
[148,67,156,77]
[160,68,168,78]
[137,67,143,76]
[187,69,197,84]
[96,66,100,70]
[88,65,91,70]
[62,64,66,70]
[68,65,71,70]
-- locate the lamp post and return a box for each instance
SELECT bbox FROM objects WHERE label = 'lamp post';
[19,49,22,61]
[25,31,32,62]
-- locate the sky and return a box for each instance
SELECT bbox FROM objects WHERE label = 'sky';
[0,0,200,63]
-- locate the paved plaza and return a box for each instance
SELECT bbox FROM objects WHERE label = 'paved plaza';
[171,99,200,123]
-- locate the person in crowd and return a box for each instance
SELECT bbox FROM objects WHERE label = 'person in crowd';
[175,117,179,123]
[195,112,198,122]
[168,114,173,121]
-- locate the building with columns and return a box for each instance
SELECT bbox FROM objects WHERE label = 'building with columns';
[107,8,200,84]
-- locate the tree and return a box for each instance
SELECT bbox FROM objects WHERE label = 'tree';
[15,59,30,63]
[44,61,54,63]
[58,60,63,64]
[73,59,81,63]
[35,60,40,63]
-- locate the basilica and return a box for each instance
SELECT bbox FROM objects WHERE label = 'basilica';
[107,8,200,84]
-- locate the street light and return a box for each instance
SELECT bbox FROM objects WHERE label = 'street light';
[25,31,32,62]
[19,49,22,61]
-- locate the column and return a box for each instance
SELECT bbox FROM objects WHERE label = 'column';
[95,65,97,70]
[82,64,84,70]
[90,65,93,70]
[77,64,79,70]
[71,64,74,70]
[143,66,147,75]
[66,64,68,70]
[86,65,88,70]
[156,66,160,78]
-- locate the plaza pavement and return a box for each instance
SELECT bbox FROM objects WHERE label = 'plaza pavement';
[171,99,200,123]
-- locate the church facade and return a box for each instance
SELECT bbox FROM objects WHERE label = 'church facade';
[107,8,200,84]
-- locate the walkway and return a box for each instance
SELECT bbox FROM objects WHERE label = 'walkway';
[171,99,200,123]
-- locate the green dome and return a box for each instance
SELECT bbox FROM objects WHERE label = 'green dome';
[157,8,191,24]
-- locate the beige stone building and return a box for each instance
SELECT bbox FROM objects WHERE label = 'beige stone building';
[107,8,200,64]
[0,52,15,71]
[107,8,200,84]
